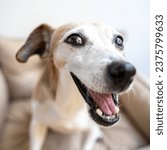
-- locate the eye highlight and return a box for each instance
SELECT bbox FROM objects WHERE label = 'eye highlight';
[65,33,85,46]
[113,35,124,49]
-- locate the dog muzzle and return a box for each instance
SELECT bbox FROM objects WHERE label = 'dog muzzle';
[71,72,120,126]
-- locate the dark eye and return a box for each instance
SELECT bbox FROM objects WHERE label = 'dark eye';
[113,35,124,49]
[65,34,85,46]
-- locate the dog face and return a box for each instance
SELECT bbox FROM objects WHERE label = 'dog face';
[16,23,136,126]
[53,23,129,93]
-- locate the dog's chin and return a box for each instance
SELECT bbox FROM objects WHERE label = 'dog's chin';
[71,72,120,127]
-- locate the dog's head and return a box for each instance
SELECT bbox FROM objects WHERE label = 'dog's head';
[16,23,136,126]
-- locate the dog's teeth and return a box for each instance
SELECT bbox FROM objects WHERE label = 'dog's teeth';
[113,94,118,101]
[107,116,111,120]
[115,106,119,113]
[116,94,119,101]
[110,114,116,119]
[96,108,103,116]
[96,109,119,120]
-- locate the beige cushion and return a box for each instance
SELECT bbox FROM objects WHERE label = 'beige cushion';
[120,74,150,140]
[0,69,9,130]
[0,38,44,99]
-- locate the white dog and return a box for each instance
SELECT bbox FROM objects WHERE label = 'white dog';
[16,22,136,150]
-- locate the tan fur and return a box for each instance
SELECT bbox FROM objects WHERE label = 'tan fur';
[34,60,58,102]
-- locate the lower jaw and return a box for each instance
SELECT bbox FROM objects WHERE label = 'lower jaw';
[89,106,120,126]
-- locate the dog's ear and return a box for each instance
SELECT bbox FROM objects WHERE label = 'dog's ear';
[16,24,54,63]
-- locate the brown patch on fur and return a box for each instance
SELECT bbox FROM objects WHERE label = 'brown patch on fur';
[34,59,58,101]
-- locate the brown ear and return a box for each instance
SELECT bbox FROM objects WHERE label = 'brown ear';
[16,24,54,63]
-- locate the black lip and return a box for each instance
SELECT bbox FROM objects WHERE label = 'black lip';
[70,72,119,126]
[89,108,120,126]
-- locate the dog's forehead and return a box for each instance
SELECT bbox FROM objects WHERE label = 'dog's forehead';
[51,23,121,50]
[61,23,118,41]
[53,23,118,41]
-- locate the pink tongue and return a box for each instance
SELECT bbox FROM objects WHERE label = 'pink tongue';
[88,89,116,115]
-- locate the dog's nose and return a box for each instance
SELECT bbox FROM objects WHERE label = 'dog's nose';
[107,61,136,82]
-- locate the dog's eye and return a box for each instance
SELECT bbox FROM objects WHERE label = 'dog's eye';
[113,35,124,49]
[65,34,84,46]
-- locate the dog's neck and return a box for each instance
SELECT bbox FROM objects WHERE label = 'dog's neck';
[34,60,87,115]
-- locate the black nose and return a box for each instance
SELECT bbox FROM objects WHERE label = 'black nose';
[107,61,136,82]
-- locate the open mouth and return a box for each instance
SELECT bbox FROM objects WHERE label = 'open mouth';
[71,72,120,126]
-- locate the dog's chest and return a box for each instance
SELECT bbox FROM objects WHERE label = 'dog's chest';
[32,100,90,133]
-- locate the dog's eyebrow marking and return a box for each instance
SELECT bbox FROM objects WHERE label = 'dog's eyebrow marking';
[51,24,79,52]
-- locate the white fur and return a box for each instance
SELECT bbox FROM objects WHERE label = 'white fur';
[54,24,125,93]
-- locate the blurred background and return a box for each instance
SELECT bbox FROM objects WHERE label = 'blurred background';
[0,0,149,78]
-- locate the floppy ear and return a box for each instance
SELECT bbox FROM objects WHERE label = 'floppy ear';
[16,24,54,63]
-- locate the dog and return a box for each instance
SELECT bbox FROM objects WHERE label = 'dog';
[16,22,136,150]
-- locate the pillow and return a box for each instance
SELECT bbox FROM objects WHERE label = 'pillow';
[0,69,9,130]
[120,74,150,140]
[0,38,44,99]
